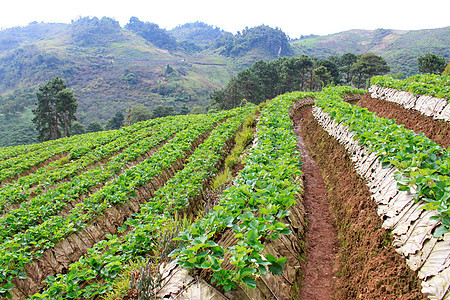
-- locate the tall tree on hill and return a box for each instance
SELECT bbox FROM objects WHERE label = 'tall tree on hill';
[317,59,340,84]
[418,53,447,75]
[32,77,78,141]
[351,53,390,88]
[56,89,78,137]
[106,111,124,130]
[338,53,358,85]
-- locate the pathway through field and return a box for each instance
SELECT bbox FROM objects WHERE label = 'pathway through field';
[293,106,338,300]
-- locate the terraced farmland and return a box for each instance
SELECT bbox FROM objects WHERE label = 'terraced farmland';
[0,75,449,299]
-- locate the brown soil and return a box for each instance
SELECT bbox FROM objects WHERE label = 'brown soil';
[357,93,450,148]
[293,106,338,300]
[302,111,425,300]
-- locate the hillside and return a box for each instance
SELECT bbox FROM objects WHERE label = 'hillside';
[0,19,296,147]
[291,27,450,77]
[0,20,448,147]
[0,18,234,119]
[168,21,233,47]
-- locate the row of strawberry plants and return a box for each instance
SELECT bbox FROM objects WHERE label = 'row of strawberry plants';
[0,110,231,297]
[29,106,255,299]
[0,138,63,163]
[0,116,169,214]
[171,92,304,291]
[315,86,450,235]
[0,130,120,183]
[0,115,197,241]
[0,117,158,184]
[371,74,450,100]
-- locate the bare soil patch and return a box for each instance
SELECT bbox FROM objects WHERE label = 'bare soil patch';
[292,106,338,300]
[301,110,425,300]
[357,93,450,148]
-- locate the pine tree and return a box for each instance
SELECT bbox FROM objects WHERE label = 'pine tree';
[32,77,78,141]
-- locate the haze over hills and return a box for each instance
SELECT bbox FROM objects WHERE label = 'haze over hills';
[0,17,448,147]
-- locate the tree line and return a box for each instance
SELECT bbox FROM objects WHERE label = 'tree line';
[30,52,447,142]
[210,52,390,110]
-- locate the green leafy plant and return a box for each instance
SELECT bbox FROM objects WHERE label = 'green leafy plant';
[315,85,450,237]
[27,106,254,299]
[171,91,307,291]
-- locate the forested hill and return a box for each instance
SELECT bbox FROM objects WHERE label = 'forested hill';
[291,27,450,77]
[0,17,448,147]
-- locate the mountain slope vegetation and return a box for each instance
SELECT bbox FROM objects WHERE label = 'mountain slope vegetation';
[291,27,450,77]
[0,19,448,147]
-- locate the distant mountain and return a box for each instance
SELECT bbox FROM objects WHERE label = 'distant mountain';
[0,18,294,146]
[0,18,448,147]
[0,22,67,52]
[169,22,233,47]
[291,27,450,77]
[0,18,238,145]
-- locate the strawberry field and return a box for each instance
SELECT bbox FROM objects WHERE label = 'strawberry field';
[0,75,449,299]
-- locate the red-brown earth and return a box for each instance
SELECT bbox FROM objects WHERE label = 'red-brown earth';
[293,103,426,299]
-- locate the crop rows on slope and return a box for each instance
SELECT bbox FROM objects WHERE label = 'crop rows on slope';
[0,128,124,184]
[27,105,255,299]
[314,86,450,235]
[0,115,198,243]
[0,117,167,214]
[171,92,304,292]
[312,86,450,299]
[0,111,234,298]
[371,74,450,101]
[368,83,450,122]
[0,138,64,163]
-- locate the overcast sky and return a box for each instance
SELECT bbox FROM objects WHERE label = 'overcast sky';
[1,0,449,37]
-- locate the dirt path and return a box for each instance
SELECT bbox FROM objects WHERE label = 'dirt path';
[293,106,338,300]
[301,108,425,300]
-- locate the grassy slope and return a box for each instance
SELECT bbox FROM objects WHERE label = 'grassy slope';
[0,25,238,146]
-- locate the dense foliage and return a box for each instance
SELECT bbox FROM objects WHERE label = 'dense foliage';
[371,74,450,100]
[169,21,233,47]
[417,53,447,75]
[0,108,37,146]
[125,17,178,51]
[0,89,35,115]
[211,53,389,109]
[69,17,122,46]
[172,92,303,290]
[216,25,293,58]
